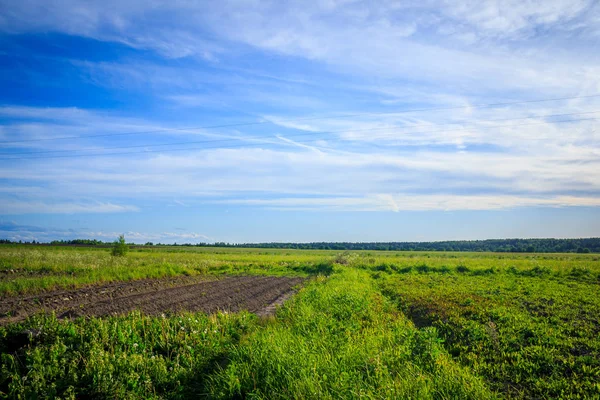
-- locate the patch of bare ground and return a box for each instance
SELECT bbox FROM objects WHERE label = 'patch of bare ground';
[0,275,304,325]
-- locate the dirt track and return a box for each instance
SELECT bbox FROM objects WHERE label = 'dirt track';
[0,275,304,325]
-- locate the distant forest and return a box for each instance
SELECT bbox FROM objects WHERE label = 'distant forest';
[1,238,599,253]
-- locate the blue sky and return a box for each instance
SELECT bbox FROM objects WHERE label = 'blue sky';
[1,0,600,243]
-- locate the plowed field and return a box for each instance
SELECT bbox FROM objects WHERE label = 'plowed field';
[0,275,304,325]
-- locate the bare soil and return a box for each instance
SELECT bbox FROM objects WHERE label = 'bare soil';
[0,275,304,325]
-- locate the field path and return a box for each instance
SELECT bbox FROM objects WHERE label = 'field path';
[0,275,304,325]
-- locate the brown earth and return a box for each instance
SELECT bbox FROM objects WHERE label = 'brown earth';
[0,275,304,325]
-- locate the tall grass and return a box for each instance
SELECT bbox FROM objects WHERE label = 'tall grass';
[1,312,256,398]
[207,268,493,399]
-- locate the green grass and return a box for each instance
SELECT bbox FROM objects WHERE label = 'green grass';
[1,245,599,398]
[1,268,492,399]
[0,245,333,296]
[1,311,256,399]
[1,244,597,296]
[377,270,600,398]
[208,267,492,399]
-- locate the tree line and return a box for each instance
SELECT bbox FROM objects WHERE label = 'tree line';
[1,238,599,253]
[207,238,599,253]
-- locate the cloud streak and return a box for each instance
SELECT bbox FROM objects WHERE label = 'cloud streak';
[0,200,139,215]
[222,194,600,212]
[0,222,211,243]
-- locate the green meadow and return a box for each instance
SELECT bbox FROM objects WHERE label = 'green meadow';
[1,245,599,398]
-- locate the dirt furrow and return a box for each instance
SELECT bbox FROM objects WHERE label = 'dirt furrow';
[0,275,304,325]
[76,276,271,316]
[78,276,304,317]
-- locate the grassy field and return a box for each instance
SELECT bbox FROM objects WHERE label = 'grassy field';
[1,245,599,398]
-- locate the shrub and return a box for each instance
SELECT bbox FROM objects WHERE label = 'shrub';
[455,265,470,273]
[111,234,129,257]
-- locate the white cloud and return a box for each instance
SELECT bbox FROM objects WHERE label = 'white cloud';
[221,194,600,211]
[0,105,245,153]
[2,102,599,214]
[435,0,593,38]
[1,2,600,216]
[0,200,139,215]
[263,116,323,132]
[2,0,599,95]
[0,223,212,243]
[2,137,599,212]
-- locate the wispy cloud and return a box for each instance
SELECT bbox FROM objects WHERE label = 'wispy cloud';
[221,194,600,212]
[2,0,599,94]
[1,138,599,213]
[0,200,139,215]
[0,222,211,243]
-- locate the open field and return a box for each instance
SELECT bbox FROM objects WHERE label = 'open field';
[1,245,599,398]
[1,245,597,296]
